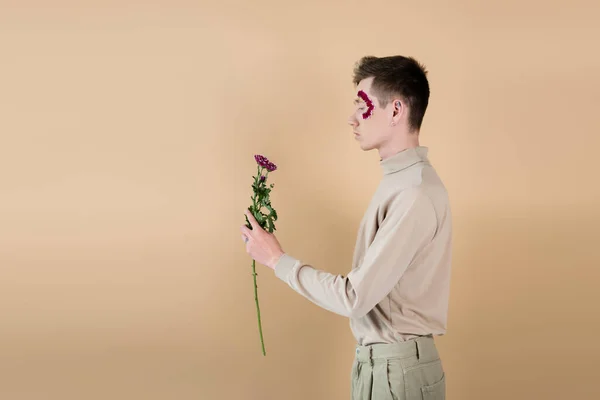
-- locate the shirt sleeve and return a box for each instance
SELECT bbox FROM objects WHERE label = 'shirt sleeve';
[273,187,437,318]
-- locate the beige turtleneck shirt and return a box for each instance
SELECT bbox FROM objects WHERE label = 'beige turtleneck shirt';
[273,146,453,345]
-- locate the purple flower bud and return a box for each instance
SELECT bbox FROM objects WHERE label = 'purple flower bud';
[260,175,266,181]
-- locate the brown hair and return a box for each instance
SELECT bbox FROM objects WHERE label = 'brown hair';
[353,55,430,132]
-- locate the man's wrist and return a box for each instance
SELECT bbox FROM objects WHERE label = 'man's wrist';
[269,251,285,270]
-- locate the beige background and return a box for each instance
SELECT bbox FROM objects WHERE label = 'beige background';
[1,1,599,399]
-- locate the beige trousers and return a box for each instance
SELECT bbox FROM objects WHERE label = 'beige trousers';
[351,335,445,400]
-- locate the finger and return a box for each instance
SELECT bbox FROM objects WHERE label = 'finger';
[240,226,252,237]
[245,210,260,229]
[241,234,249,243]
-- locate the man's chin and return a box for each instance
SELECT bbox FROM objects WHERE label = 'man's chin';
[359,141,374,151]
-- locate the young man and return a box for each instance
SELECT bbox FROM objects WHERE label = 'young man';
[241,55,452,399]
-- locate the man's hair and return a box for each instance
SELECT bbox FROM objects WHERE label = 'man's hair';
[352,55,430,132]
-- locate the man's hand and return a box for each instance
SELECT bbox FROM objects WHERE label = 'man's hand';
[241,210,285,270]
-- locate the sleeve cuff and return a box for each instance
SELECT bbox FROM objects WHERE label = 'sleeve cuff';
[274,253,299,282]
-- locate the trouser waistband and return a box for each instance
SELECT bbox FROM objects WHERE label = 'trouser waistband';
[354,335,439,364]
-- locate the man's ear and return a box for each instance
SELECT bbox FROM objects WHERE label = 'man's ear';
[392,100,403,117]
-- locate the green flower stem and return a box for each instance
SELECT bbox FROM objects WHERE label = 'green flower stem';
[252,258,266,356]
[252,165,266,355]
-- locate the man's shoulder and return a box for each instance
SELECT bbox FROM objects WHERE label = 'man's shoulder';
[378,177,449,218]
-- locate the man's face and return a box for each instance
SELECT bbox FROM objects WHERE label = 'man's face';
[347,77,393,152]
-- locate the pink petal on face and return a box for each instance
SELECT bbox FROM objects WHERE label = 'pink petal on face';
[357,90,374,119]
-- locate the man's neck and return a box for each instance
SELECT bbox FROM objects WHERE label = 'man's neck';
[378,135,420,161]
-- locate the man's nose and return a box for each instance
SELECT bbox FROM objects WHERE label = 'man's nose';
[347,115,358,127]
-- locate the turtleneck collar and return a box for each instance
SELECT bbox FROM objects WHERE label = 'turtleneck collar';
[379,146,430,175]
